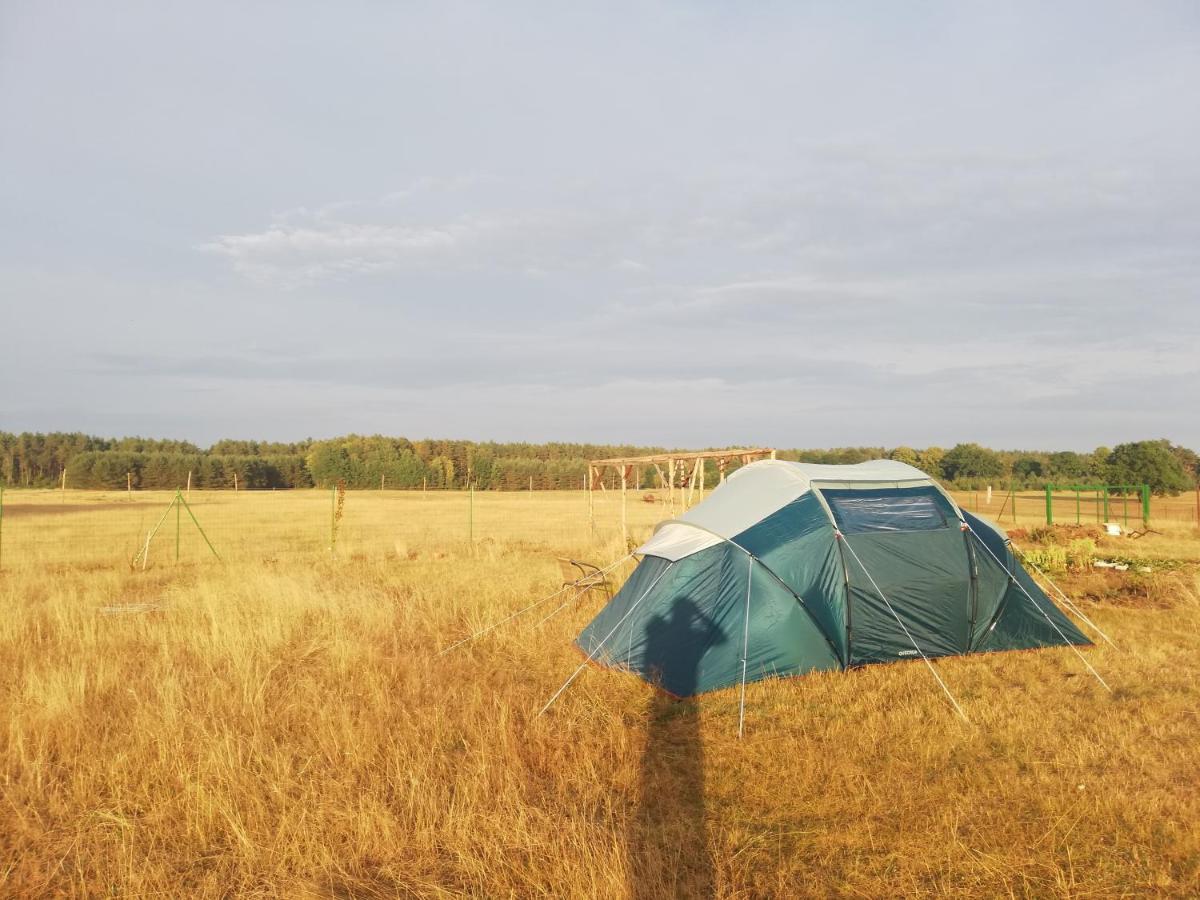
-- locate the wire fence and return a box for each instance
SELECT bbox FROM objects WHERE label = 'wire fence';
[952,487,1200,530]
[0,486,676,569]
[0,484,1196,570]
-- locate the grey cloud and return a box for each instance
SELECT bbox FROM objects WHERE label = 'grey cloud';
[2,2,1199,448]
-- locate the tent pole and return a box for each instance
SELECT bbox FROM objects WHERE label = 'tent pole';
[965,526,1111,691]
[440,553,634,655]
[537,563,674,717]
[837,532,970,722]
[737,556,753,739]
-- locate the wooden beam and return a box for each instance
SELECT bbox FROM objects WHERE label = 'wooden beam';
[589,448,775,467]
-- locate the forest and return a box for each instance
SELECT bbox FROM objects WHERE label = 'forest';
[0,431,1196,495]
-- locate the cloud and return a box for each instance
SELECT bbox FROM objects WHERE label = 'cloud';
[201,220,483,286]
[5,2,1200,447]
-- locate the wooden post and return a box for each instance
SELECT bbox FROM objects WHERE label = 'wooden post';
[61,468,66,503]
[668,459,675,515]
[620,465,628,547]
[381,473,385,491]
[529,475,533,494]
[588,467,594,539]
[685,458,701,509]
[186,470,192,500]
[423,476,427,494]
[233,471,238,494]
[127,471,132,499]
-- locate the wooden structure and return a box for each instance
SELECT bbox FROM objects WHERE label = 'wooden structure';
[588,448,776,545]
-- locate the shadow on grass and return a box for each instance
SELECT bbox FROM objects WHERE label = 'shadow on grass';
[630,598,726,899]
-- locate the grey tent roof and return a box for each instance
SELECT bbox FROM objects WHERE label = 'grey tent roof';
[639,458,936,562]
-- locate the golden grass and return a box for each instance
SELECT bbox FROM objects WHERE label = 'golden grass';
[0,490,1197,897]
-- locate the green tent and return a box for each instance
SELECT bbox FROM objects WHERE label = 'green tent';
[576,459,1090,701]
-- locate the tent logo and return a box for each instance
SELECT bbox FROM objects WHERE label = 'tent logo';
[897,649,919,656]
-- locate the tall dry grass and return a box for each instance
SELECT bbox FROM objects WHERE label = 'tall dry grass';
[0,491,1197,897]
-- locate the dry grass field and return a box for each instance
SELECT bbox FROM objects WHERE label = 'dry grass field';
[1,488,1197,897]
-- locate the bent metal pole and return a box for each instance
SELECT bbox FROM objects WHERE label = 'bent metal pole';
[440,553,634,656]
[537,563,674,717]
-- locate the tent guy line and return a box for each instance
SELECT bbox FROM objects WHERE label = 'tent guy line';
[1013,544,1119,650]
[438,552,635,656]
[836,529,970,723]
[965,526,1112,692]
[572,458,1096,736]
[537,563,674,718]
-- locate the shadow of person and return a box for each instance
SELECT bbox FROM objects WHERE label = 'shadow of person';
[630,597,727,900]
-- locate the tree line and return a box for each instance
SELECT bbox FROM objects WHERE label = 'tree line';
[1,432,1196,495]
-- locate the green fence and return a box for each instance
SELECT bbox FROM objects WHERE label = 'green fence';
[1043,483,1150,529]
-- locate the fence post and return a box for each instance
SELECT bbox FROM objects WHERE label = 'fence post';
[620,465,628,548]
[1045,485,1053,526]
[1103,486,1109,521]
[1141,484,1150,529]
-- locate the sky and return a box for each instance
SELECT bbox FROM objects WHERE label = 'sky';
[2,1,1198,451]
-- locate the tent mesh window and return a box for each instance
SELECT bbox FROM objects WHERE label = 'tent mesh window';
[821,486,954,534]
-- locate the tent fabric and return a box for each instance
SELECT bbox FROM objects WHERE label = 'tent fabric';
[636,458,933,561]
[575,542,842,696]
[578,459,1091,697]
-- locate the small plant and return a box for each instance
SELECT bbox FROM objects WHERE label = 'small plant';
[330,479,346,555]
[1020,544,1068,573]
[1065,538,1097,573]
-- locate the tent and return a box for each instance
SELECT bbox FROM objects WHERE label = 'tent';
[575,459,1091,705]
